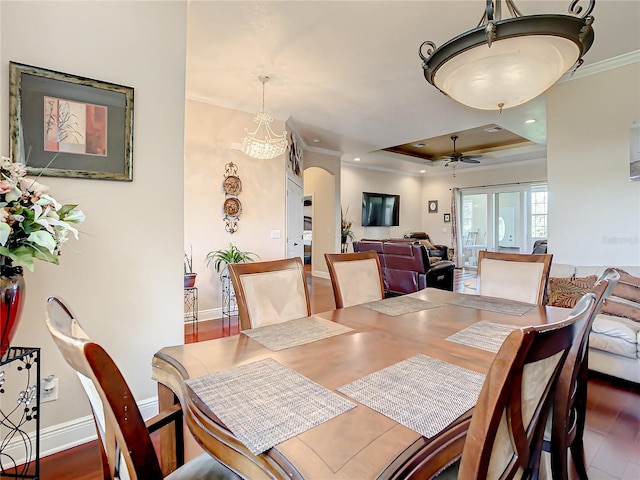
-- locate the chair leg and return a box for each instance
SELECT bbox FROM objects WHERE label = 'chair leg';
[569,437,589,480]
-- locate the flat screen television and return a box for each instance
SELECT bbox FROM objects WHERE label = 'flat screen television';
[362,192,400,226]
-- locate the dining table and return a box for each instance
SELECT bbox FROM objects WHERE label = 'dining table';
[152,287,569,480]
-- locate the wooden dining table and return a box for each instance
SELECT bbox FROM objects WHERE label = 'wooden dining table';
[152,288,569,480]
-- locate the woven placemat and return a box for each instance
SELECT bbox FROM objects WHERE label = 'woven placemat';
[446,320,520,353]
[447,295,534,316]
[243,316,353,351]
[363,296,441,316]
[337,355,485,438]
[185,358,355,455]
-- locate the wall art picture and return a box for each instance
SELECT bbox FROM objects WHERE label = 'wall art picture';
[9,62,134,181]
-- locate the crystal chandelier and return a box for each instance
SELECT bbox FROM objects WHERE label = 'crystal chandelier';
[241,75,288,160]
[419,0,595,111]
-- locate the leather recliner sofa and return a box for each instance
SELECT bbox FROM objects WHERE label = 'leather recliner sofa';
[353,239,455,294]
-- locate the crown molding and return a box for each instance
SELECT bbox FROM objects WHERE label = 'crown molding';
[286,117,343,157]
[558,50,640,84]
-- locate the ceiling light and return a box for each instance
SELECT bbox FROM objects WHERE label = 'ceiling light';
[525,118,537,124]
[241,75,288,160]
[420,169,426,173]
[419,0,595,111]
[353,157,361,162]
[414,143,428,148]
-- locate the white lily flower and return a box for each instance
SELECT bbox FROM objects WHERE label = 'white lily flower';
[0,223,10,246]
[47,218,79,240]
[37,194,62,210]
[5,187,22,203]
[28,230,57,254]
[64,209,85,224]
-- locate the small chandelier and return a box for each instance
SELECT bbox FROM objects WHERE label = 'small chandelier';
[241,75,288,160]
[419,0,595,111]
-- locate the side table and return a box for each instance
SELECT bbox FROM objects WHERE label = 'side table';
[0,347,40,479]
[184,287,198,335]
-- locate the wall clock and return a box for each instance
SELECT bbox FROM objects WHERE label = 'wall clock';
[428,200,438,213]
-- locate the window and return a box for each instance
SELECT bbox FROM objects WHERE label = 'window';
[530,185,548,240]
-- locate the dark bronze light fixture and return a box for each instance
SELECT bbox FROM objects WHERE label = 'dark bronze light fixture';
[419,0,595,111]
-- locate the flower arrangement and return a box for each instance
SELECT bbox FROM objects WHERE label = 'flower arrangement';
[341,206,355,241]
[0,156,85,271]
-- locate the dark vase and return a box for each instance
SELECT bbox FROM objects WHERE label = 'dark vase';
[0,258,25,357]
[341,235,347,244]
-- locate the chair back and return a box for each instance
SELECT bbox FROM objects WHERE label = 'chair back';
[458,293,597,479]
[45,297,163,480]
[548,268,620,478]
[228,257,311,330]
[477,250,553,304]
[324,251,385,308]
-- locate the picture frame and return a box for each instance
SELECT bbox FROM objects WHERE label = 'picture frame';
[9,62,134,181]
[443,213,451,223]
[428,200,438,213]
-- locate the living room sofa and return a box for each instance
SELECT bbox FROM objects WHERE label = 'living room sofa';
[548,263,640,384]
[353,239,455,294]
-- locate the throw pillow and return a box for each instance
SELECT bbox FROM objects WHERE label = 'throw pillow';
[600,268,640,322]
[419,239,436,250]
[548,276,598,308]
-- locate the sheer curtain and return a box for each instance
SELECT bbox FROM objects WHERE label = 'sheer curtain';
[450,188,461,266]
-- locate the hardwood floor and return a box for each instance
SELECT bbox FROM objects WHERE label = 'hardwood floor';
[40,269,640,479]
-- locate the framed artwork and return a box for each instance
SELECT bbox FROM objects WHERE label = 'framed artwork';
[428,200,438,213]
[443,213,451,223]
[287,131,302,180]
[9,62,134,181]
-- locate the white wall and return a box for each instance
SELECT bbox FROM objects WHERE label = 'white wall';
[547,62,640,266]
[341,165,423,241]
[1,0,187,451]
[303,150,341,276]
[420,161,547,246]
[184,100,287,318]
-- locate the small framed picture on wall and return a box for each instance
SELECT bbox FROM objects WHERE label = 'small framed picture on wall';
[428,200,438,213]
[443,213,451,223]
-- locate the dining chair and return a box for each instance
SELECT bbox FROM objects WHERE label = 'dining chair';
[45,297,238,480]
[228,257,311,330]
[324,251,385,308]
[542,268,620,480]
[436,293,597,480]
[477,250,553,305]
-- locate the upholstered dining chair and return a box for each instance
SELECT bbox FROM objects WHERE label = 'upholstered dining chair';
[228,257,311,330]
[45,297,238,480]
[324,251,385,308]
[542,268,620,480]
[435,293,597,480]
[477,250,553,305]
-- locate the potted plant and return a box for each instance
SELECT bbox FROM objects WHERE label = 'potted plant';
[184,248,197,288]
[206,243,258,317]
[341,207,355,244]
[205,243,257,277]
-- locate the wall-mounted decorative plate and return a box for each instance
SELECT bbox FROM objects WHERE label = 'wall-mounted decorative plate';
[223,197,242,217]
[223,175,242,195]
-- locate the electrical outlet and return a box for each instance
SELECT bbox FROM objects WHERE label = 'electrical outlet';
[41,376,59,403]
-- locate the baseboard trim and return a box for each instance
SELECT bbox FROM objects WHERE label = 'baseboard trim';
[6,397,158,463]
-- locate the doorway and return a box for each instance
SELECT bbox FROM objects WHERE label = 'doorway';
[457,183,547,268]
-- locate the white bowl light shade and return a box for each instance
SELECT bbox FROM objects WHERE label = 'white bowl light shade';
[419,5,596,111]
[434,35,580,110]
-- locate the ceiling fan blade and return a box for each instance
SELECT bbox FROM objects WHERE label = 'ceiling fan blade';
[461,157,481,164]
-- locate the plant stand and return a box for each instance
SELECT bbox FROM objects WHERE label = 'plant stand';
[184,287,198,335]
[221,274,238,332]
[0,347,40,479]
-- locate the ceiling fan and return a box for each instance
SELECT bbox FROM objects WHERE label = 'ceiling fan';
[444,135,482,167]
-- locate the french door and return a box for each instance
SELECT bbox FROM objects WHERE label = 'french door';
[457,183,547,268]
